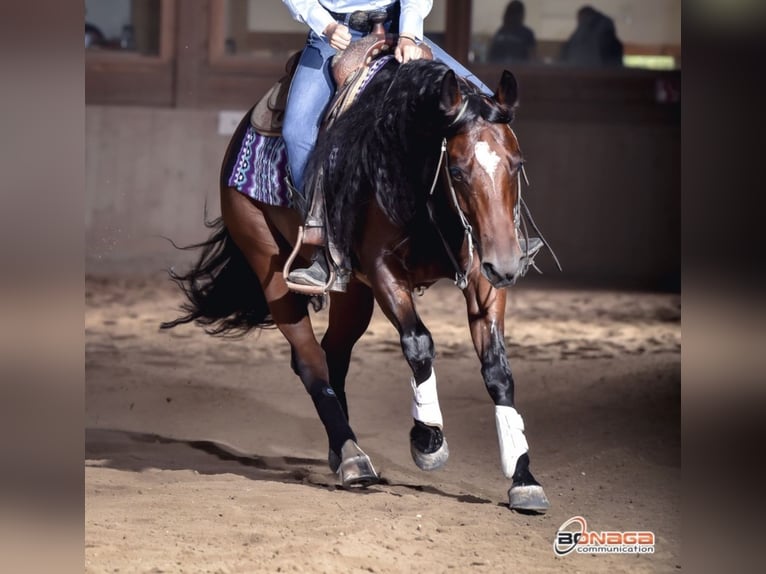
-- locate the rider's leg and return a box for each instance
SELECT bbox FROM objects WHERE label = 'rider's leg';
[284,28,366,289]
[282,33,338,288]
[282,32,337,192]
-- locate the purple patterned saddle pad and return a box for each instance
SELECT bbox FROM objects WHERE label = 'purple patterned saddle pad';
[226,125,292,208]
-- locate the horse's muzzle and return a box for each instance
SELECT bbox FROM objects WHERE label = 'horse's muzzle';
[481,260,520,288]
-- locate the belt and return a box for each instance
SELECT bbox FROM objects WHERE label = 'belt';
[327,3,400,34]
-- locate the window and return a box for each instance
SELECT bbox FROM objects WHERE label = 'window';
[471,0,680,69]
[211,0,307,63]
[85,0,175,106]
[85,0,164,57]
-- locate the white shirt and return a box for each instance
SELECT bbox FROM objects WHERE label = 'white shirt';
[283,0,432,42]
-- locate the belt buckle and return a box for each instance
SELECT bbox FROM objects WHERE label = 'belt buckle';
[348,11,371,33]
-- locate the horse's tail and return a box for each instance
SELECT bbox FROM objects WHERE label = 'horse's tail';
[160,217,274,337]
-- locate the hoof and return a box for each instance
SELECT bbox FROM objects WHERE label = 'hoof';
[508,484,550,514]
[410,437,449,471]
[337,440,379,488]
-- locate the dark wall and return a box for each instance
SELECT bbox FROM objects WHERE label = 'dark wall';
[477,65,681,290]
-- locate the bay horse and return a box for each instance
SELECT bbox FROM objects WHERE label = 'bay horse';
[161,56,550,512]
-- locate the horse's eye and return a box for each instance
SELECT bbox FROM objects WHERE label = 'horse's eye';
[449,166,464,181]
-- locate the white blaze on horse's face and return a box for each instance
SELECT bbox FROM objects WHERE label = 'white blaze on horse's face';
[474,140,502,196]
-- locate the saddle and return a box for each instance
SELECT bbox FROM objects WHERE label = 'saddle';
[249,50,301,136]
[250,24,432,137]
[250,37,394,136]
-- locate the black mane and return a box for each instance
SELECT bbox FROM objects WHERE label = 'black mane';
[304,58,515,258]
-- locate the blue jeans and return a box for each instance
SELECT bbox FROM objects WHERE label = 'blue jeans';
[282,29,491,192]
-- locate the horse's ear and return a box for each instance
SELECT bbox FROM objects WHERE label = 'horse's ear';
[493,70,518,108]
[439,69,462,115]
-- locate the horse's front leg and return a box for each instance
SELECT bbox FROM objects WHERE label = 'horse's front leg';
[369,262,449,471]
[464,276,550,512]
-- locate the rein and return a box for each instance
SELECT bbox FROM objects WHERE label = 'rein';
[517,165,563,273]
[512,124,562,274]
[424,97,475,290]
[426,137,475,290]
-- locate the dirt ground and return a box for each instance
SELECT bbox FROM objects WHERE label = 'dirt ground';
[85,275,680,573]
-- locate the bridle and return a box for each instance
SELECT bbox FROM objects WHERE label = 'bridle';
[425,117,561,290]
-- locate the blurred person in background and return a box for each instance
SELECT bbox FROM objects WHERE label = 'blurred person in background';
[560,5,623,67]
[488,0,536,64]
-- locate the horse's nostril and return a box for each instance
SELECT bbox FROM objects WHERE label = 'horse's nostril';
[482,262,497,278]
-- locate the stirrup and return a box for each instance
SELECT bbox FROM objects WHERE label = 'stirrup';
[283,226,337,295]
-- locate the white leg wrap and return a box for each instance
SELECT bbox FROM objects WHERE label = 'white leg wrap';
[495,405,529,479]
[410,369,443,428]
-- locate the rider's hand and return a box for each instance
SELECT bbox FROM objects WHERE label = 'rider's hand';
[395,36,425,64]
[323,22,352,50]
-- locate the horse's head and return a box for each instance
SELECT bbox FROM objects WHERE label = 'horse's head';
[439,69,525,288]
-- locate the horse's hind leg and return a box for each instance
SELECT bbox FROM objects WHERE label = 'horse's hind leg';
[323,281,375,419]
[321,281,375,471]
[463,277,549,513]
[221,188,378,487]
